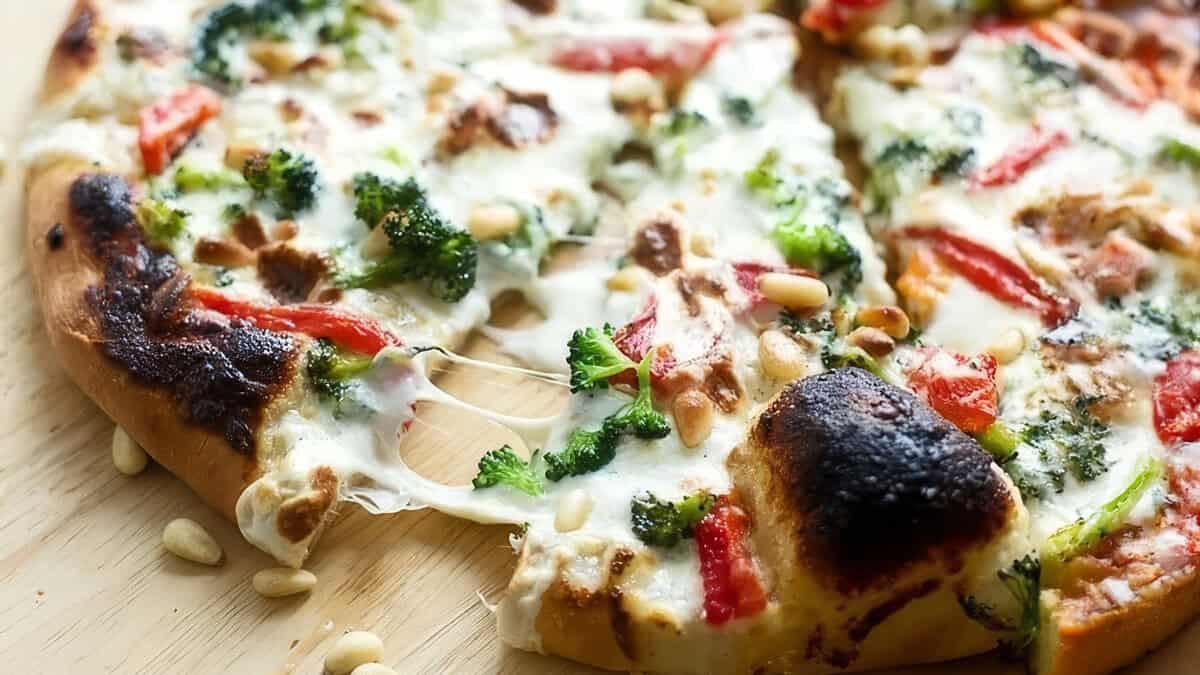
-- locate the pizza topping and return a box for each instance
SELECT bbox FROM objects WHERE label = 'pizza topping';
[1078,231,1155,298]
[174,162,247,194]
[138,85,223,176]
[136,198,190,247]
[566,324,637,392]
[695,496,767,625]
[336,176,479,303]
[305,338,375,418]
[471,446,544,497]
[970,125,1069,188]
[194,237,256,269]
[630,491,714,548]
[906,227,1076,327]
[629,215,684,276]
[1154,350,1200,445]
[864,136,976,215]
[906,347,999,435]
[752,368,1011,591]
[958,554,1041,657]
[257,244,328,303]
[243,149,321,218]
[440,90,560,155]
[551,33,726,78]
[192,287,401,355]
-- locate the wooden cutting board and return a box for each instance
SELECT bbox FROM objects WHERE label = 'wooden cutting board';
[0,4,1196,674]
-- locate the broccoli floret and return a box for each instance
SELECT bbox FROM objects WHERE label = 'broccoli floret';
[567,324,636,393]
[243,149,320,217]
[958,554,1041,658]
[472,446,543,497]
[722,95,757,126]
[1162,138,1200,169]
[608,351,671,440]
[664,110,708,136]
[1042,455,1162,568]
[771,220,862,283]
[1024,396,1110,483]
[174,164,246,193]
[480,204,552,278]
[865,137,975,213]
[630,491,715,548]
[977,421,1022,462]
[338,176,478,303]
[305,338,375,418]
[136,198,189,245]
[544,421,621,482]
[1007,42,1078,90]
[193,0,337,86]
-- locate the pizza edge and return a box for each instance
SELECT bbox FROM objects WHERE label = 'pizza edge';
[25,0,341,567]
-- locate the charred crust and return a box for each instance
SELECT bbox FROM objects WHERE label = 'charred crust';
[513,0,557,14]
[68,174,299,454]
[276,466,338,542]
[608,588,636,660]
[609,548,635,578]
[57,2,98,62]
[46,223,65,250]
[753,368,1011,593]
[845,578,939,642]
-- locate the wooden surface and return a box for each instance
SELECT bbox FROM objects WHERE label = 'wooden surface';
[0,4,1198,675]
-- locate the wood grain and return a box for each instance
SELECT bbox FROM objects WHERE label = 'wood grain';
[1,4,1198,674]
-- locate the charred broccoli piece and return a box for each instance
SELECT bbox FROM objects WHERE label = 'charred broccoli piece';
[958,554,1041,658]
[472,446,543,497]
[543,421,621,482]
[305,338,374,418]
[608,351,670,440]
[630,491,714,547]
[566,324,636,393]
[243,149,320,217]
[338,176,478,303]
[136,198,189,246]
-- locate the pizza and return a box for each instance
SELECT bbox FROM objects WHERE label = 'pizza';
[21,0,1200,673]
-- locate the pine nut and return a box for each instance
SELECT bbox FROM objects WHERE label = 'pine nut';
[554,489,594,533]
[987,328,1026,365]
[610,68,663,107]
[847,327,895,357]
[162,518,223,566]
[253,568,317,598]
[854,26,898,61]
[111,426,149,476]
[467,204,523,241]
[892,25,931,67]
[856,305,911,339]
[325,631,384,675]
[758,273,829,310]
[225,142,264,171]
[247,41,301,75]
[351,665,398,675]
[606,266,645,293]
[758,330,808,381]
[672,390,715,448]
[427,68,459,95]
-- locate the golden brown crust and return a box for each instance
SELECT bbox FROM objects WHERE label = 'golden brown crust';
[1036,552,1200,675]
[43,0,105,104]
[25,161,258,522]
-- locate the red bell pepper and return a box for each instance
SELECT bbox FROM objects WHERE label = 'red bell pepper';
[907,347,1000,435]
[695,496,767,626]
[138,85,223,175]
[971,126,1069,188]
[1154,350,1200,445]
[906,227,1076,327]
[610,295,676,386]
[192,287,402,355]
[551,33,726,78]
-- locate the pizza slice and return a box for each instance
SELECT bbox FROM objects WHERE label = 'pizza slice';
[832,8,1200,674]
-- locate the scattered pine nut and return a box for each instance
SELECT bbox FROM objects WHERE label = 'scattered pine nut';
[162,518,223,566]
[252,568,317,598]
[758,273,829,310]
[325,631,384,675]
[554,489,594,533]
[467,204,523,241]
[672,390,715,448]
[856,305,911,339]
[847,326,896,357]
[111,426,149,476]
[758,330,808,381]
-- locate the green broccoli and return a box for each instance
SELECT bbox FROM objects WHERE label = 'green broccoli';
[607,351,671,440]
[865,137,975,213]
[566,324,636,393]
[1162,138,1200,170]
[305,338,374,418]
[174,164,246,193]
[337,176,478,303]
[136,198,189,246]
[631,491,715,547]
[1024,396,1111,484]
[663,110,708,136]
[722,95,757,126]
[958,554,1041,658]
[544,421,621,482]
[1042,455,1162,569]
[771,220,862,282]
[977,421,1023,462]
[480,204,552,278]
[193,0,339,86]
[472,446,543,497]
[243,149,321,217]
[1007,42,1078,90]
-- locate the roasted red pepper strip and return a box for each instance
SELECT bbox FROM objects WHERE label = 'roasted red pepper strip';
[610,295,676,386]
[696,496,767,626]
[971,126,1069,188]
[138,85,223,175]
[1154,350,1200,446]
[192,287,402,355]
[907,347,999,435]
[551,33,726,77]
[906,227,1076,327]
